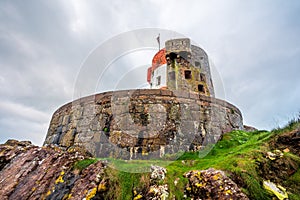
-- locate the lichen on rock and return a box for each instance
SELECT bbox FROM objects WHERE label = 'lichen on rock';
[184,168,249,200]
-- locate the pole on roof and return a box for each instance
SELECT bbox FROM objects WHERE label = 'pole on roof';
[156,33,160,50]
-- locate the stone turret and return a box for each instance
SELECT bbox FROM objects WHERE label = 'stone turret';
[147,38,214,97]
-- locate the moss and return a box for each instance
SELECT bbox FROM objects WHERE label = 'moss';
[241,173,270,200]
[285,169,300,199]
[117,171,137,200]
[73,158,98,171]
[103,127,109,132]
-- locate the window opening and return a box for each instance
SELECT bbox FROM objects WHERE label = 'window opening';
[184,70,192,79]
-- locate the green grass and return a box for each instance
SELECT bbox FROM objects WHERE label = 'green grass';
[75,122,300,199]
[117,171,151,200]
[98,157,172,173]
[285,169,300,200]
[165,130,274,199]
[272,113,300,134]
[73,158,99,171]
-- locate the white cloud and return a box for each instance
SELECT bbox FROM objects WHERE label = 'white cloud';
[0,101,49,123]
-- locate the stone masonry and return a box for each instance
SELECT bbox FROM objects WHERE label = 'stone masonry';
[44,89,243,159]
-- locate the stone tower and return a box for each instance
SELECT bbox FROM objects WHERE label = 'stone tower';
[44,37,244,160]
[147,38,214,97]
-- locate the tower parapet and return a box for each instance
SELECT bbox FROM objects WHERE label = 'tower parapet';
[165,38,191,52]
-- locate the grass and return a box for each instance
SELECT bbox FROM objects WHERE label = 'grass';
[117,171,150,200]
[285,169,300,200]
[272,113,300,134]
[73,158,99,171]
[165,130,274,199]
[73,121,300,199]
[96,130,276,199]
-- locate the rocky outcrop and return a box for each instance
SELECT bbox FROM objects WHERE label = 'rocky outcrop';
[132,165,170,200]
[44,89,243,159]
[243,125,257,132]
[0,140,250,200]
[274,128,300,156]
[0,140,107,200]
[184,169,249,200]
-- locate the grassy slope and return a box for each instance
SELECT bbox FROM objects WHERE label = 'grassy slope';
[75,121,300,200]
[166,130,274,199]
[166,120,300,200]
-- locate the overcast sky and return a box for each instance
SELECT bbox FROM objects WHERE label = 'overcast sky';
[1,0,300,145]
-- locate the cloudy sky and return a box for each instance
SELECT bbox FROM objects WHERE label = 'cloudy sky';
[1,0,300,145]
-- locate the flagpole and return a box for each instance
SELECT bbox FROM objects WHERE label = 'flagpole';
[157,33,160,50]
[159,33,160,50]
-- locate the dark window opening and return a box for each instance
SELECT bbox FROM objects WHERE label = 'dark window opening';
[156,76,161,86]
[168,52,177,61]
[200,73,206,82]
[195,61,200,67]
[230,108,235,114]
[184,70,192,79]
[139,114,149,126]
[169,71,175,80]
[198,84,205,93]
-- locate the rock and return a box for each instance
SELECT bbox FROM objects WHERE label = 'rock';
[0,140,109,200]
[0,140,35,171]
[184,168,249,200]
[243,125,257,132]
[275,129,300,156]
[266,150,283,160]
[150,165,167,184]
[133,165,169,200]
[263,180,288,200]
[258,151,298,182]
[4,139,32,146]
[147,184,169,200]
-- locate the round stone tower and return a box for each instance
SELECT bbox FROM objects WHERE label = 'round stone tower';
[147,38,214,97]
[44,38,243,160]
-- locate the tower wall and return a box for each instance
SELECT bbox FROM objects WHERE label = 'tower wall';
[150,64,167,89]
[191,45,215,97]
[44,89,243,159]
[165,38,214,97]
